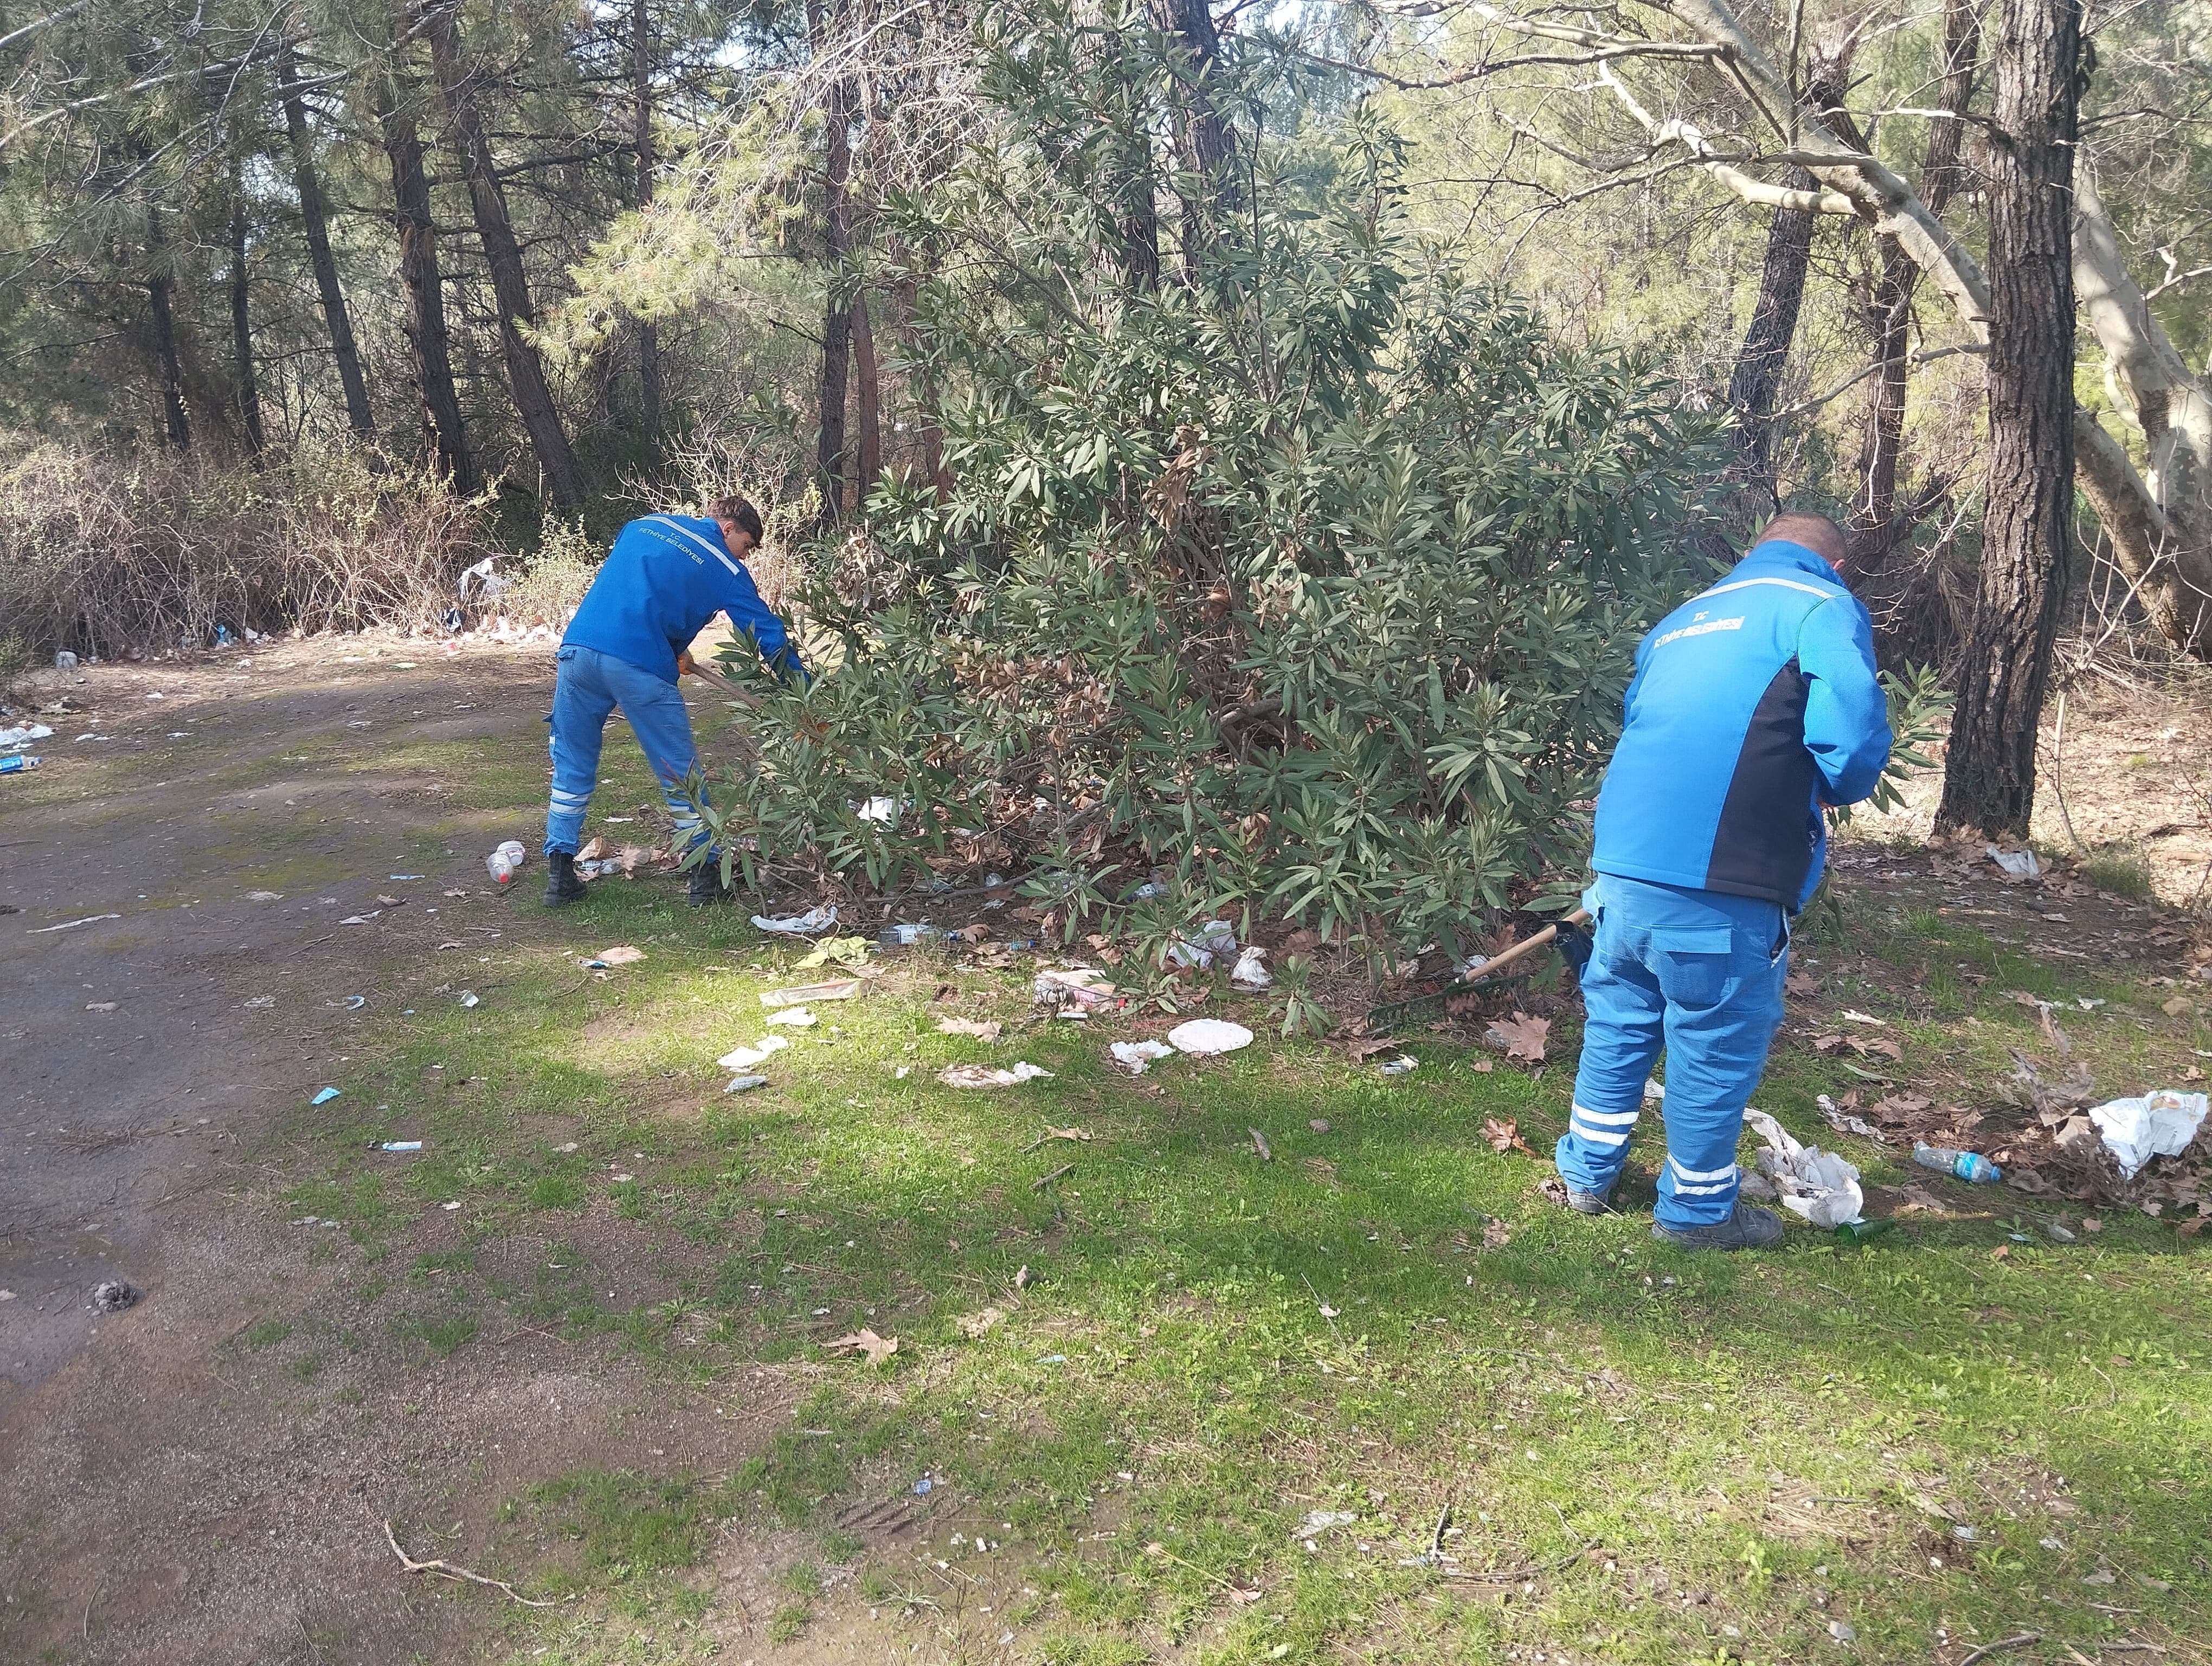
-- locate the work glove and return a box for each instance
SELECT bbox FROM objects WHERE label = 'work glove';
[1555,917,1593,983]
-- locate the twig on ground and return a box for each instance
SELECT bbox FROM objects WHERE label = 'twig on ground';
[1958,1635,2041,1666]
[1031,1163,1075,1190]
[382,1520,554,1606]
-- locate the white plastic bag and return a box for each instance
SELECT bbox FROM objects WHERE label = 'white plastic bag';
[1742,1108,1864,1228]
[2089,1090,2209,1179]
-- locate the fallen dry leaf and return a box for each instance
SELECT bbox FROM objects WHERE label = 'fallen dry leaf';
[1227,1586,1265,1606]
[375,893,403,907]
[1485,1011,1550,1064]
[577,836,609,861]
[826,1328,899,1366]
[937,1017,1004,1041]
[1482,1219,1514,1251]
[1044,1125,1091,1143]
[1344,1036,1399,1062]
[1785,970,1821,998]
[1857,1036,1904,1062]
[1812,1034,1847,1054]
[1483,1117,1535,1156]
[956,1306,1006,1339]
[599,945,646,966]
[1470,1058,1494,1073]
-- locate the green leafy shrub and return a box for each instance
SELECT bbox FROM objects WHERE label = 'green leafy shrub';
[692,3,1723,962]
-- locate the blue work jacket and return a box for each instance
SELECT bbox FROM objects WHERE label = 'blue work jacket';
[1590,539,1892,911]
[562,514,803,684]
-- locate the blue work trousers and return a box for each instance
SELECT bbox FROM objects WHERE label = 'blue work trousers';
[543,644,711,857]
[1554,875,1789,1228]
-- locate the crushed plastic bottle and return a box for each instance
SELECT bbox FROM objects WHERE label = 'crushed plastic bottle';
[1913,1142,2001,1184]
[485,840,528,885]
[0,755,40,775]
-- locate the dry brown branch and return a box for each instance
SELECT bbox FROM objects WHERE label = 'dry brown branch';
[381,1521,556,1606]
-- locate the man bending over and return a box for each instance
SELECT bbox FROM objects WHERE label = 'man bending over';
[542,495,805,907]
[1553,511,1891,1249]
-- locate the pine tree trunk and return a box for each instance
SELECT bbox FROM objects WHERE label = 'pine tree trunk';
[1850,0,1979,577]
[1148,0,1235,274]
[812,0,853,522]
[279,41,376,440]
[851,287,880,498]
[632,0,661,448]
[228,162,265,456]
[1935,0,2080,838]
[144,194,189,448]
[378,86,477,494]
[1725,42,1854,498]
[425,0,586,511]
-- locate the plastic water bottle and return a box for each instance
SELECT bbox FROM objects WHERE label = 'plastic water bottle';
[0,755,40,774]
[486,840,527,885]
[1914,1142,2001,1184]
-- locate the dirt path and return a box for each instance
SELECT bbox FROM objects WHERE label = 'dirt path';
[0,639,787,1664]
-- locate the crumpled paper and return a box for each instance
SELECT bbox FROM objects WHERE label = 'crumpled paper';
[1742,1108,1864,1228]
[1109,1040,1174,1074]
[2088,1090,2210,1179]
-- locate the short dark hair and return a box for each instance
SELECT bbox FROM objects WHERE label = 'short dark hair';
[709,494,764,543]
[1757,510,1847,566]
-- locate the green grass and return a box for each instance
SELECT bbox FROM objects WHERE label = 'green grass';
[231,732,2212,1664]
[2081,842,2159,903]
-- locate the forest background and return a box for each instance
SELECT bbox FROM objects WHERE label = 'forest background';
[3,0,2207,958]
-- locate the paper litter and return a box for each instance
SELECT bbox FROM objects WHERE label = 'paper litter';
[1168,920,1238,971]
[719,1035,792,1070]
[1379,1055,1418,1076]
[1817,1093,1890,1144]
[1742,1108,1863,1227]
[761,979,860,1008]
[751,904,838,935]
[1110,1040,1175,1073]
[1034,967,1120,1011]
[2088,1090,2210,1179]
[938,1062,1054,1088]
[1168,1018,1254,1056]
[724,1075,769,1094]
[764,1007,818,1028]
[1230,945,1272,990]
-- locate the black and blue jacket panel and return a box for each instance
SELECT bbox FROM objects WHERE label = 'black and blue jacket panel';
[1592,539,1893,913]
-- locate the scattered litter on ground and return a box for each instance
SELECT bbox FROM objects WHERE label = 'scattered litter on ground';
[53,651,75,670]
[724,1074,769,1093]
[340,995,365,1009]
[939,1062,1054,1088]
[389,874,423,881]
[913,1477,934,1495]
[459,990,479,1008]
[1380,1055,1418,1076]
[1817,1093,1890,1144]
[765,1007,817,1028]
[751,904,838,934]
[1169,920,1239,971]
[485,840,527,885]
[1743,1108,1865,1228]
[1249,1127,1274,1161]
[378,1140,423,1153]
[338,912,380,925]
[1230,945,1272,990]
[1986,844,2041,882]
[243,995,274,1008]
[957,1306,1006,1338]
[761,979,859,1008]
[1297,1511,1358,1542]
[2088,1090,2209,1179]
[1110,1039,1174,1073]
[598,945,646,966]
[1035,966,1120,1012]
[245,890,282,902]
[311,1087,341,1105]
[554,1141,579,1153]
[1912,1141,2001,1183]
[0,755,41,774]
[25,912,118,935]
[85,1001,116,1013]
[719,1035,792,1070]
[796,934,873,968]
[88,1279,138,1314]
[939,1017,1004,1041]
[440,1201,461,1211]
[1168,1018,1253,1055]
[883,923,947,950]
[0,722,54,748]
[856,797,899,825]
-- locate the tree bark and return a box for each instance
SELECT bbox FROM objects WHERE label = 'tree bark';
[279,40,376,440]
[1148,0,1235,275]
[1108,19,1160,290]
[1849,0,1979,576]
[143,193,189,448]
[632,0,661,448]
[1934,0,2080,837]
[227,159,265,456]
[425,0,586,511]
[377,81,477,494]
[1724,39,1854,501]
[851,287,881,498]
[811,0,853,522]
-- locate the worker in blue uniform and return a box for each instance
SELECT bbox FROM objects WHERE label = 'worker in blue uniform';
[541,495,805,908]
[1554,511,1891,1249]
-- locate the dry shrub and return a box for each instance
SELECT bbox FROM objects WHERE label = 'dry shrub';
[0,439,483,658]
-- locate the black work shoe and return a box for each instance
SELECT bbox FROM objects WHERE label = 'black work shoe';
[1563,1180,1617,1216]
[1652,1200,1785,1251]
[686,860,732,907]
[544,849,586,907]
